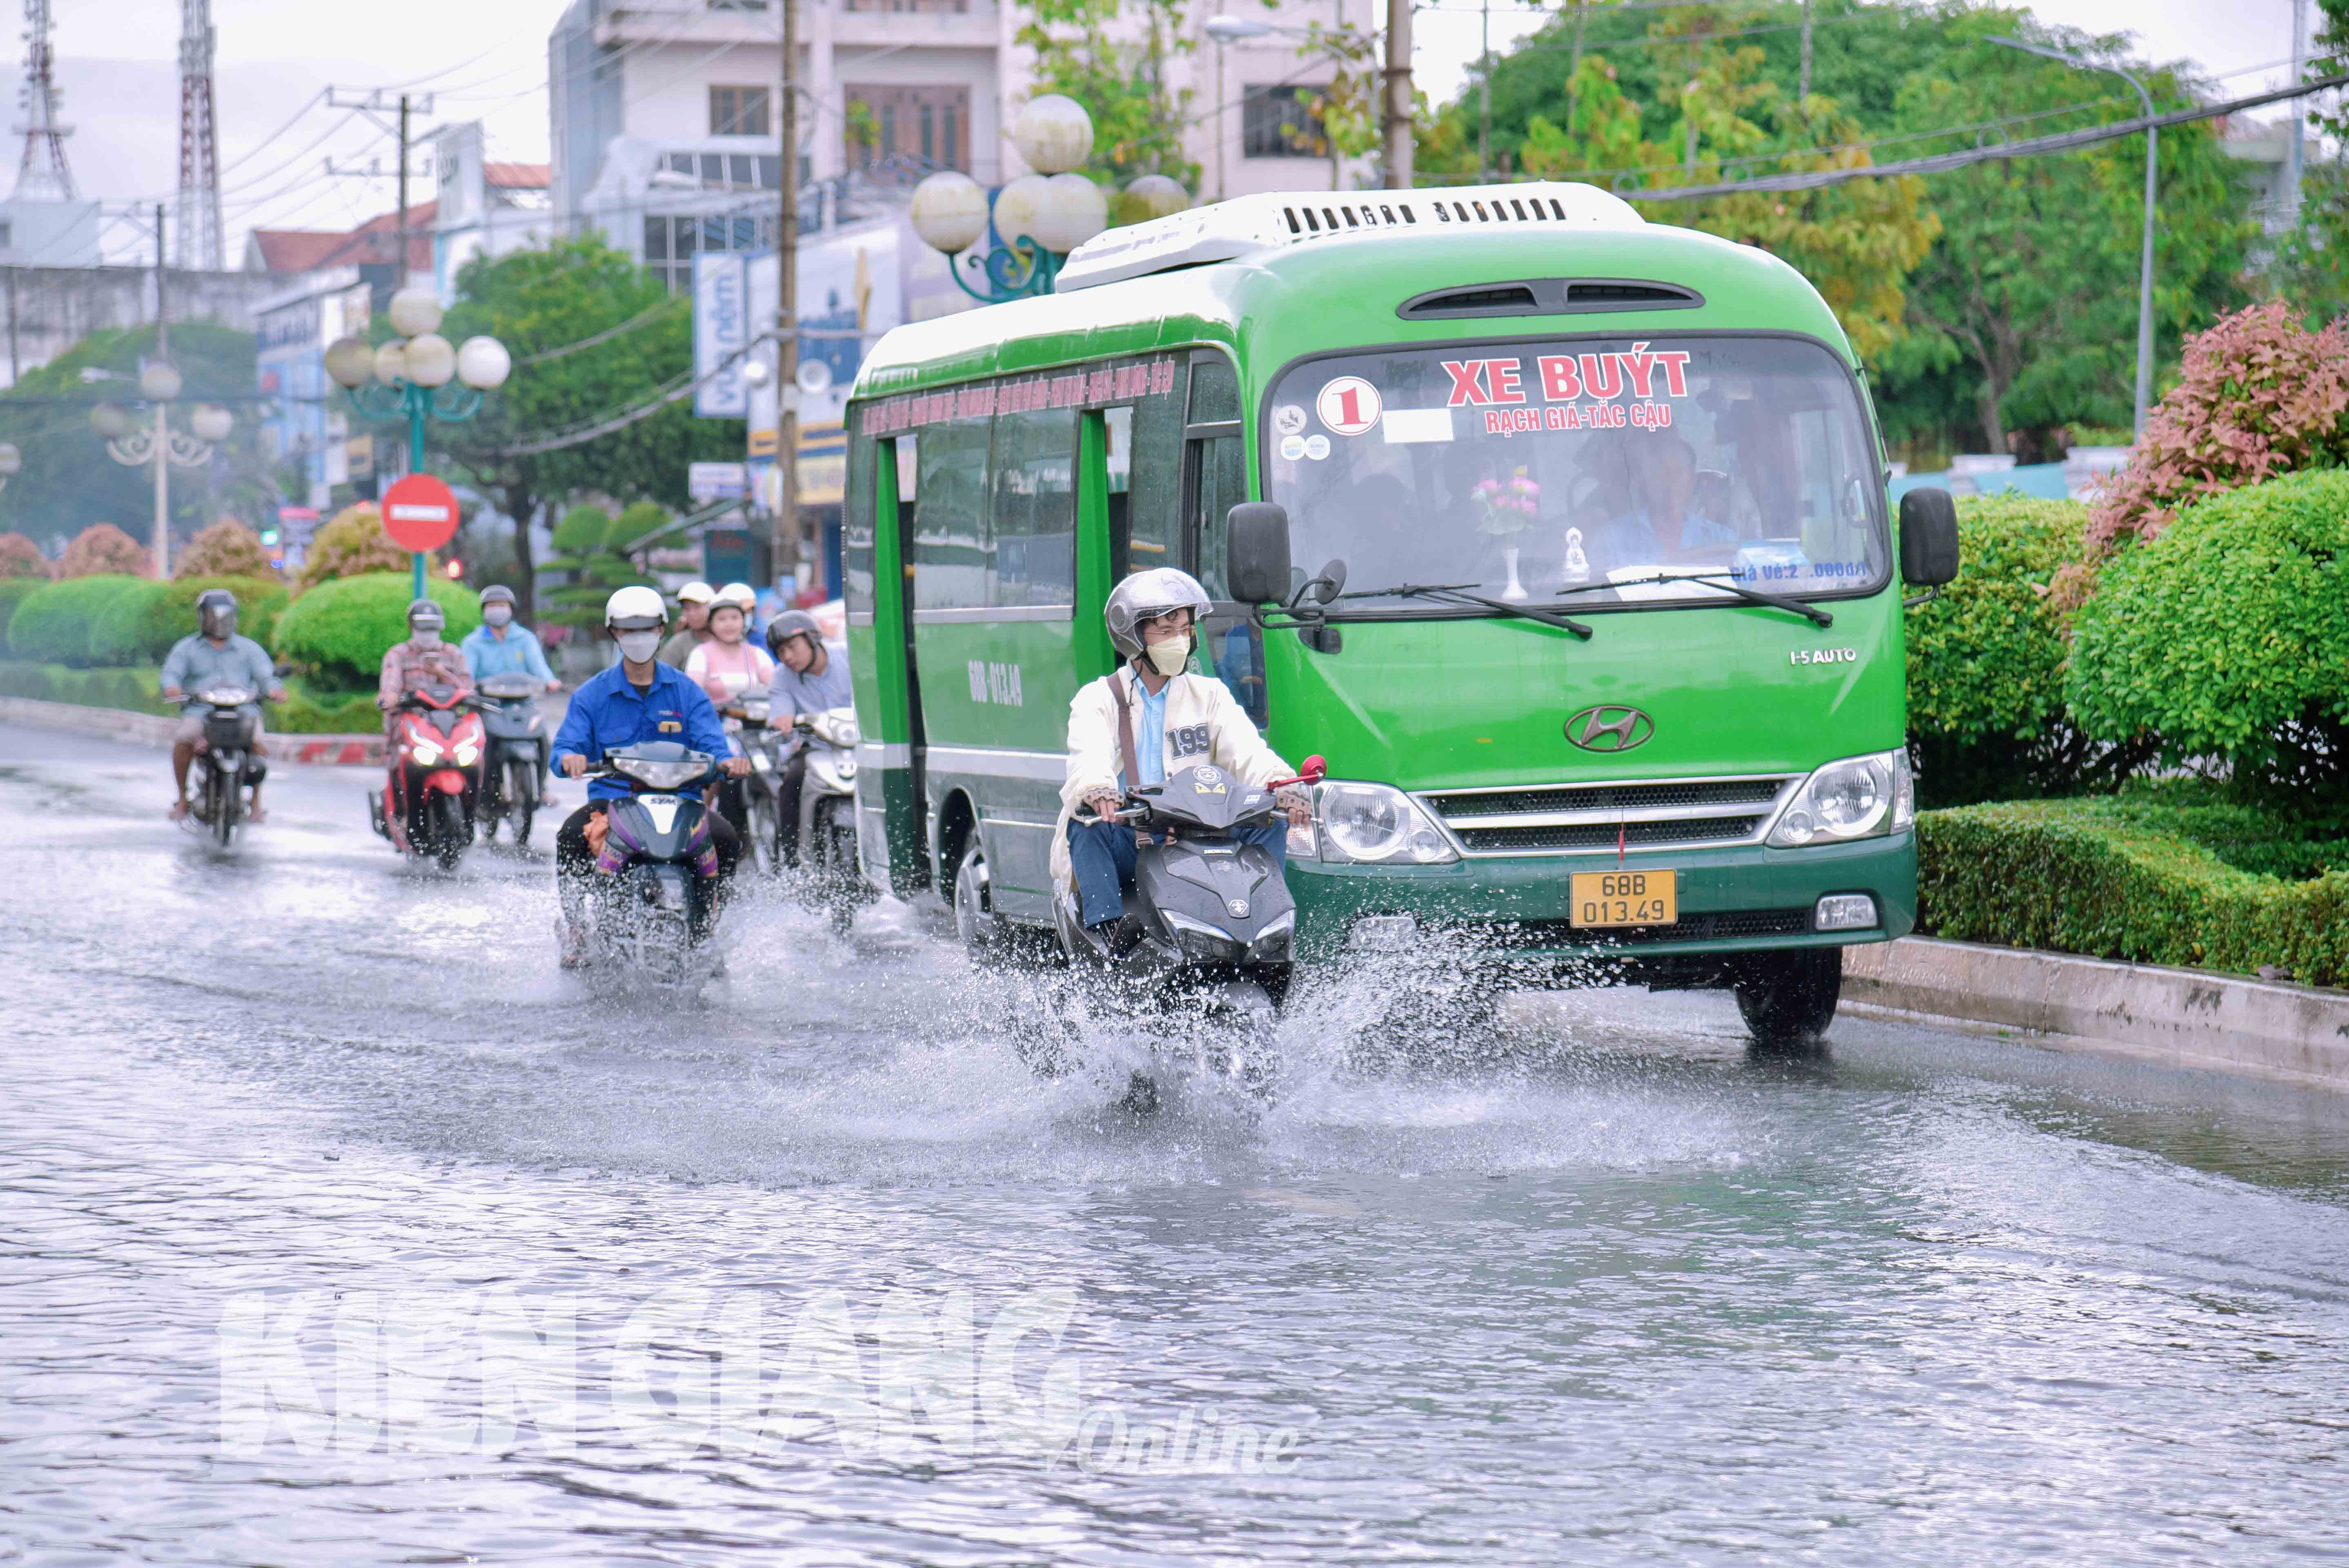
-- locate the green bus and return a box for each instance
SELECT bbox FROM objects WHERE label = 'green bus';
[840,180,1957,1040]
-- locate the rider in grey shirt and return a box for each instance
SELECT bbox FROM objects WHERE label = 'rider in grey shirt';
[760,610,853,866]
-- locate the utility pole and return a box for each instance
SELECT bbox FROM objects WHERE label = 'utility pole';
[1477,0,1490,183]
[777,0,799,587]
[1380,0,1413,188]
[153,200,171,581]
[2284,0,2307,228]
[1798,0,1812,108]
[395,95,411,291]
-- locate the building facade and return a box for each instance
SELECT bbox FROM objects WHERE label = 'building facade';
[429,123,554,297]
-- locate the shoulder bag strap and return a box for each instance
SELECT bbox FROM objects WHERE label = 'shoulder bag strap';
[1110,666,1140,796]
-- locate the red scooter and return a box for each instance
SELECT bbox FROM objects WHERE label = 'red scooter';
[369,682,487,870]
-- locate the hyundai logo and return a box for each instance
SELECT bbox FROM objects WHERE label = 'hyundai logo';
[1565,704,1654,753]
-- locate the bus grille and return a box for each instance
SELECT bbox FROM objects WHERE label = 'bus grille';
[1419,775,1798,858]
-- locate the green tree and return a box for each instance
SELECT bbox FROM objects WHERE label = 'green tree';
[1874,22,2256,456]
[0,322,270,558]
[540,502,680,635]
[433,234,742,622]
[1017,0,1200,191]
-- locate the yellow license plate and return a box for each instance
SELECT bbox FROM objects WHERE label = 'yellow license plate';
[1570,870,1678,928]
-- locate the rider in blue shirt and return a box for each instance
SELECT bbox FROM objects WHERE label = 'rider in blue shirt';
[461,585,561,686]
[549,587,748,965]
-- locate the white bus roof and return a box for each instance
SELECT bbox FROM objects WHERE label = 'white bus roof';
[1055,180,1644,293]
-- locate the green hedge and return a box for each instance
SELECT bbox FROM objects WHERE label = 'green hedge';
[1904,495,2112,806]
[275,679,382,734]
[1918,797,2349,987]
[6,575,159,666]
[144,576,289,659]
[86,577,169,666]
[0,660,173,715]
[273,572,478,689]
[0,578,42,654]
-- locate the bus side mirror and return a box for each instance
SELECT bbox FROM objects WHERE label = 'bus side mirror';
[1898,487,1960,587]
[1225,503,1292,605]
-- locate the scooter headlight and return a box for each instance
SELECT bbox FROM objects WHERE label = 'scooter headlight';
[1249,909,1296,960]
[1314,782,1457,864]
[1162,909,1239,958]
[453,743,479,766]
[410,739,443,765]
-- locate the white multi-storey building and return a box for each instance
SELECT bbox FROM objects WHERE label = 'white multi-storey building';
[547,0,1378,286]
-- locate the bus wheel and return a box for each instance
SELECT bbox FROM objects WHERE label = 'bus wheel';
[953,844,1011,963]
[1735,947,1842,1051]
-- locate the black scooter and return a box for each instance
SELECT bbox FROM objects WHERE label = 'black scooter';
[183,685,265,850]
[572,742,729,993]
[475,673,550,847]
[1044,755,1325,1100]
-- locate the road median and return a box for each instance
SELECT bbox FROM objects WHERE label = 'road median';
[1842,936,2349,1092]
[1,694,383,765]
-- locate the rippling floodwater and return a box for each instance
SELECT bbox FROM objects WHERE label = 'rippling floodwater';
[7,726,2349,1564]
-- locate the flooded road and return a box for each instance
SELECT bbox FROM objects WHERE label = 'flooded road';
[7,722,2349,1564]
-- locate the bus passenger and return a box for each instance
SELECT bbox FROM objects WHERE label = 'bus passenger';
[1051,569,1313,957]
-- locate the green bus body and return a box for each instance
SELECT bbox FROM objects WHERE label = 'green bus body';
[841,210,1915,973]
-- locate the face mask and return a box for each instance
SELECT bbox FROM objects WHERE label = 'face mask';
[413,627,443,648]
[616,630,662,663]
[1145,637,1190,677]
[483,606,512,628]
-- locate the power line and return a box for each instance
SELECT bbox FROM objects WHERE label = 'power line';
[514,296,687,365]
[1623,70,2349,199]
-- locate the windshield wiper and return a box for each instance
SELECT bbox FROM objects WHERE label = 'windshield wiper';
[1338,583,1593,640]
[1555,570,1834,628]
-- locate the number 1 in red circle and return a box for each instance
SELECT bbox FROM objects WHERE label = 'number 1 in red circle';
[1317,376,1381,437]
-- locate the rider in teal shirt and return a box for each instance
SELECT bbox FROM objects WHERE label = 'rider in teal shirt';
[460,585,560,687]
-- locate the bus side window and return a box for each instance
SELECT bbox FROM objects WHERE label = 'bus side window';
[844,425,877,615]
[912,416,991,609]
[1189,356,1239,425]
[1104,406,1133,572]
[990,406,1077,608]
[1124,359,1186,575]
[1186,430,1265,728]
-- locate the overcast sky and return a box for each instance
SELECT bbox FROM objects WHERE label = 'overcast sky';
[0,0,2315,262]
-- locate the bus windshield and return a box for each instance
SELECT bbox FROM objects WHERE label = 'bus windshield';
[1262,334,1886,610]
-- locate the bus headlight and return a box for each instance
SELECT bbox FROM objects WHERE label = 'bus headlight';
[1315,782,1457,864]
[1768,749,1913,846]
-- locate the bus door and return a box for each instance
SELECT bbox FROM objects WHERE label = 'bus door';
[904,396,1081,920]
[846,426,928,898]
[1180,350,1269,729]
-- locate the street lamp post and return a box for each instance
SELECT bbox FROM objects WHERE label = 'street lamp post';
[323,287,511,600]
[1991,35,2158,440]
[87,360,234,581]
[908,96,1181,303]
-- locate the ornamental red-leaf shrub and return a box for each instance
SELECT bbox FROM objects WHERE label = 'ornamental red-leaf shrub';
[56,523,150,579]
[2064,302,2349,606]
[174,519,278,582]
[0,532,48,579]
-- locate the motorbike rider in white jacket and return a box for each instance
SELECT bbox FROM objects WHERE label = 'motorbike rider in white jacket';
[1053,568,1313,951]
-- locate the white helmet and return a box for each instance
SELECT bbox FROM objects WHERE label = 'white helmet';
[1104,568,1213,660]
[713,581,757,612]
[605,584,669,632]
[674,580,715,606]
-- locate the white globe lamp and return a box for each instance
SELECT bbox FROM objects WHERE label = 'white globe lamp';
[189,404,234,442]
[909,171,991,255]
[0,443,21,476]
[454,336,512,391]
[325,335,376,390]
[139,362,182,401]
[387,286,444,339]
[373,340,409,387]
[1011,94,1095,176]
[990,175,1053,249]
[1028,173,1109,254]
[1125,174,1190,220]
[90,402,132,439]
[404,332,456,389]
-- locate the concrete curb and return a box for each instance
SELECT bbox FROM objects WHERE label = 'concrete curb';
[1842,937,2349,1092]
[0,695,383,765]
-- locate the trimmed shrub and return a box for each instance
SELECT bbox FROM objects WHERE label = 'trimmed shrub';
[0,660,174,716]
[1918,797,2349,987]
[273,572,479,688]
[296,503,434,590]
[175,520,279,581]
[544,503,671,634]
[2062,302,2349,603]
[5,575,153,666]
[1902,494,2146,806]
[2066,469,2349,798]
[58,523,149,579]
[85,576,169,666]
[0,532,48,579]
[275,678,385,734]
[0,578,41,652]
[141,575,291,662]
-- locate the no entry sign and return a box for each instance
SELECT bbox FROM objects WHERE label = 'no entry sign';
[380,474,461,552]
